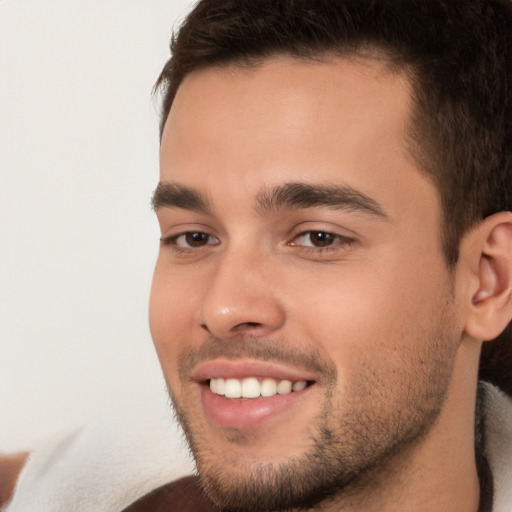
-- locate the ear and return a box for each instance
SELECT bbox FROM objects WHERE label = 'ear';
[464,212,512,341]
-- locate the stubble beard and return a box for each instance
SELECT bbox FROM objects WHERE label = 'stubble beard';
[168,307,459,512]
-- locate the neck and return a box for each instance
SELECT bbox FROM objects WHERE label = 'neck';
[475,382,494,512]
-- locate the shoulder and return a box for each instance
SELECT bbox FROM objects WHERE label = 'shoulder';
[122,476,218,512]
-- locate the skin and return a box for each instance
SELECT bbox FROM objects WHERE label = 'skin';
[0,452,29,510]
[149,56,503,511]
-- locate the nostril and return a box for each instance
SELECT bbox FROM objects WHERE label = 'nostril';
[200,321,264,338]
[234,322,263,331]
[200,321,261,333]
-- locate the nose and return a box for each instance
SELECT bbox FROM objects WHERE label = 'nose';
[197,248,286,339]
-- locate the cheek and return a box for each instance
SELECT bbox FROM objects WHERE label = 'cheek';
[149,260,199,378]
[291,253,450,375]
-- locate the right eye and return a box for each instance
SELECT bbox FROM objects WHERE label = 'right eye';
[162,231,220,249]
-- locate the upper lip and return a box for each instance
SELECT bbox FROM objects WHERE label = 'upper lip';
[191,358,319,384]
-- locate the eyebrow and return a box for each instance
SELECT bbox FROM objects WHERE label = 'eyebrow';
[151,182,211,213]
[256,182,387,218]
[151,181,387,219]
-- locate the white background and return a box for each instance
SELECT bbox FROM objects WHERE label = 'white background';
[0,0,195,450]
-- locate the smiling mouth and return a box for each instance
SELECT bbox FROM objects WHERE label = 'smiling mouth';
[208,377,313,399]
[192,361,319,428]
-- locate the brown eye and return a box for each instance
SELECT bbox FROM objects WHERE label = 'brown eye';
[293,231,338,247]
[308,231,336,247]
[184,232,210,247]
[289,230,353,251]
[163,231,219,248]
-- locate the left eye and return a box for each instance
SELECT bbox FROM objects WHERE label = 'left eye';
[167,232,219,248]
[291,231,349,248]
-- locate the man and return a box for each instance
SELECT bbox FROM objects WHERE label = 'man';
[3,1,512,511]
[143,0,512,511]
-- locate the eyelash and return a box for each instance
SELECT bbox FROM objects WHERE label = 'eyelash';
[160,232,220,253]
[161,229,353,255]
[289,230,354,253]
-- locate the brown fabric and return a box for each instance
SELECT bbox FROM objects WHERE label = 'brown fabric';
[122,476,218,512]
[0,452,29,511]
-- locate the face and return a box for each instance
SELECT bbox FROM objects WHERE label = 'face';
[150,57,461,511]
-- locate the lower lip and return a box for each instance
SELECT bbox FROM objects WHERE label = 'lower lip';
[200,384,312,429]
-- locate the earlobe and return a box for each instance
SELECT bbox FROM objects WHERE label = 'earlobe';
[464,213,512,341]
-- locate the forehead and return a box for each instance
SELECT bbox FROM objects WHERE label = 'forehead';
[159,56,434,220]
[162,56,412,154]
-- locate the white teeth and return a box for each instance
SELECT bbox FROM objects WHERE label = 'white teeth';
[293,380,307,392]
[216,378,226,396]
[210,378,226,395]
[277,379,292,395]
[209,377,308,399]
[224,378,242,398]
[261,378,277,397]
[241,377,261,398]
